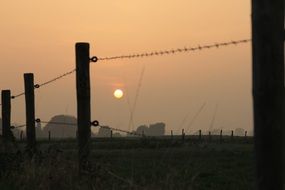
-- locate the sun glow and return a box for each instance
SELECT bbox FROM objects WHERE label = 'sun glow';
[114,89,124,99]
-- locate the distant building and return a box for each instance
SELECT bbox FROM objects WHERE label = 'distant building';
[131,122,166,137]
[97,127,112,137]
[42,115,77,138]
[148,122,165,136]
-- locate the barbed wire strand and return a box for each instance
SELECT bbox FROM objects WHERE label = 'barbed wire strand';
[37,120,143,137]
[7,69,76,102]
[11,124,26,129]
[0,38,251,106]
[37,69,76,88]
[39,121,77,126]
[95,39,251,61]
[100,125,143,137]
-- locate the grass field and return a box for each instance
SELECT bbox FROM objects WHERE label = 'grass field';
[0,137,255,190]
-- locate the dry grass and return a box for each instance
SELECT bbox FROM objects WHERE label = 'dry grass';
[0,140,255,190]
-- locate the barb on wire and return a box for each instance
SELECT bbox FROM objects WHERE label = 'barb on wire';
[91,120,143,137]
[11,92,25,99]
[9,69,76,101]
[36,119,77,126]
[99,125,143,137]
[96,39,251,61]
[35,69,76,88]
[11,124,26,129]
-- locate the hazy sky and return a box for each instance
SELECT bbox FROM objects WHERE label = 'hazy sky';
[0,1,251,134]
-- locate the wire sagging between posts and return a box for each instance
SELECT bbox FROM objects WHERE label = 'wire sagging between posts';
[9,69,76,101]
[1,38,250,106]
[95,39,251,61]
[35,119,143,137]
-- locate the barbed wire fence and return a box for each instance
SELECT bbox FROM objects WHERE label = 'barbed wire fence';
[1,38,251,139]
[95,39,251,61]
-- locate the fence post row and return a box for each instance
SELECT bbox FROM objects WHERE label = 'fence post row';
[24,73,36,151]
[76,43,91,171]
[1,90,12,142]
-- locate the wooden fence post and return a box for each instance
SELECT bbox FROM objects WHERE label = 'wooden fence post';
[110,130,113,139]
[219,130,223,143]
[252,1,284,188]
[182,129,185,143]
[171,130,173,139]
[1,90,12,142]
[199,130,202,142]
[76,43,91,171]
[231,130,234,141]
[24,73,36,151]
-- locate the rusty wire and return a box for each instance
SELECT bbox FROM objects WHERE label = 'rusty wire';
[36,69,76,88]
[11,124,26,129]
[0,38,251,106]
[36,119,143,137]
[99,125,144,137]
[8,69,76,102]
[95,39,251,61]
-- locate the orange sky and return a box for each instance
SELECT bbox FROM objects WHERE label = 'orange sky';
[0,0,251,134]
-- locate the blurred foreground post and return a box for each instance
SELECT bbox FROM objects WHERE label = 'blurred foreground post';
[252,0,284,189]
[76,43,91,171]
[1,90,12,142]
[24,73,36,151]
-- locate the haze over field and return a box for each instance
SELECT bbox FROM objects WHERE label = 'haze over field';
[0,1,251,134]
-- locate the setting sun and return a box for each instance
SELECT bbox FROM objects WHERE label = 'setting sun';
[114,89,124,99]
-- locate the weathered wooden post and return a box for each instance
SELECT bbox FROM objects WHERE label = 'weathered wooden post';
[171,130,173,139]
[1,90,12,142]
[24,73,36,151]
[252,1,284,189]
[231,130,234,140]
[182,129,185,143]
[110,130,113,139]
[199,130,202,142]
[219,130,223,143]
[76,43,91,171]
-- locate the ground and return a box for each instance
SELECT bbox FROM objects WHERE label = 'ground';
[0,137,255,190]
